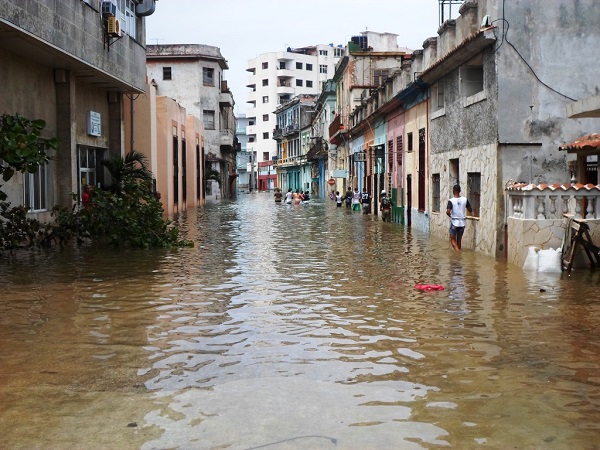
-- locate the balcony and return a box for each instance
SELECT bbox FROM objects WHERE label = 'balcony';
[220,129,234,147]
[273,127,283,139]
[329,114,347,145]
[246,125,256,135]
[276,155,308,168]
[219,91,233,108]
[277,85,294,95]
[277,69,294,78]
[282,124,299,136]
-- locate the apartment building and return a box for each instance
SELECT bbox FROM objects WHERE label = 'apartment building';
[245,44,342,190]
[146,44,237,199]
[0,0,153,219]
[235,113,252,192]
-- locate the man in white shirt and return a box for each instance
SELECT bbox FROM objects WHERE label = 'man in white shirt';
[446,184,473,251]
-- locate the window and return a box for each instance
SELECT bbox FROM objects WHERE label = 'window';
[262,96,269,103]
[279,95,291,103]
[279,62,286,70]
[163,67,171,80]
[319,49,328,56]
[418,128,426,211]
[203,67,214,86]
[262,79,269,86]
[306,80,313,88]
[373,69,390,86]
[319,65,327,74]
[460,65,483,97]
[306,64,313,71]
[203,110,215,130]
[249,137,255,142]
[468,172,481,217]
[432,173,441,212]
[78,145,104,199]
[118,0,138,39]
[436,80,446,109]
[263,132,269,139]
[262,62,268,69]
[296,62,303,69]
[262,114,269,121]
[396,136,403,166]
[296,79,303,87]
[23,164,47,212]
[407,132,413,153]
[334,48,343,57]
[262,152,269,161]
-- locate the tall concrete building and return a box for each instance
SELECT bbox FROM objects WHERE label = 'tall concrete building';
[146,44,236,199]
[245,44,343,190]
[235,113,252,192]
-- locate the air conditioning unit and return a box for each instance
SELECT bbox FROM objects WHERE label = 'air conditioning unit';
[101,0,117,17]
[107,16,121,37]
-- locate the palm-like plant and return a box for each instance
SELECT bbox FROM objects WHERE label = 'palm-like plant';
[102,150,154,193]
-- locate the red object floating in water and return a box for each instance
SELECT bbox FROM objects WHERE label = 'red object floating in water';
[415,284,445,292]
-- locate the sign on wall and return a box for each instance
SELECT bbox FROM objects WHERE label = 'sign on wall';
[87,111,101,137]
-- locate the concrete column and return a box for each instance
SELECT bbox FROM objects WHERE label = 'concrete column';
[107,91,123,159]
[54,69,76,208]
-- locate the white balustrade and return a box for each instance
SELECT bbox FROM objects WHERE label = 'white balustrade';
[507,188,600,219]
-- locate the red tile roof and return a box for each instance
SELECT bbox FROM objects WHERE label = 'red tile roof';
[559,133,600,152]
[506,182,600,191]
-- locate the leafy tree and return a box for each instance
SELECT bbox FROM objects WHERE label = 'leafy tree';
[0,113,58,200]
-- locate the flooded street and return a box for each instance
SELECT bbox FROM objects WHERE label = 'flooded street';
[1,193,599,450]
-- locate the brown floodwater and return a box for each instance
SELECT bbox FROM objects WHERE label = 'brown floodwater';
[0,193,599,450]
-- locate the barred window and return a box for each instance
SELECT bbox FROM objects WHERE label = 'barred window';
[396,135,403,166]
[24,163,47,212]
[468,172,481,217]
[432,173,441,212]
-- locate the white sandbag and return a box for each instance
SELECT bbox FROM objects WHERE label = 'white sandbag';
[522,246,539,271]
[538,248,562,273]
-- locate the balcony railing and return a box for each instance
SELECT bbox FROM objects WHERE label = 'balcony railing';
[220,129,234,147]
[276,155,308,167]
[328,114,347,141]
[507,183,600,220]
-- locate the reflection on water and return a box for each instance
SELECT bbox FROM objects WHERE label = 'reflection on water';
[1,193,599,449]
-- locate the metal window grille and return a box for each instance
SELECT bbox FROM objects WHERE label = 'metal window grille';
[467,172,481,217]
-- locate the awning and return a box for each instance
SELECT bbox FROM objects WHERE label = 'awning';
[559,133,600,156]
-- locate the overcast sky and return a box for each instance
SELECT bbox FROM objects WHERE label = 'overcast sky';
[146,0,447,115]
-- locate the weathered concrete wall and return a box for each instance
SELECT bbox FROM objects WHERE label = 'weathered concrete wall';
[492,0,600,184]
[0,0,147,91]
[146,57,222,159]
[508,217,600,269]
[430,143,498,255]
[429,52,499,155]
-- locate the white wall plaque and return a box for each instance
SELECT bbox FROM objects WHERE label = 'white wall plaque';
[87,111,101,137]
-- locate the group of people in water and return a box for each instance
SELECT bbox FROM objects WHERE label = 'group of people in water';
[274,189,311,205]
[274,183,473,252]
[273,187,391,220]
[330,187,392,221]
